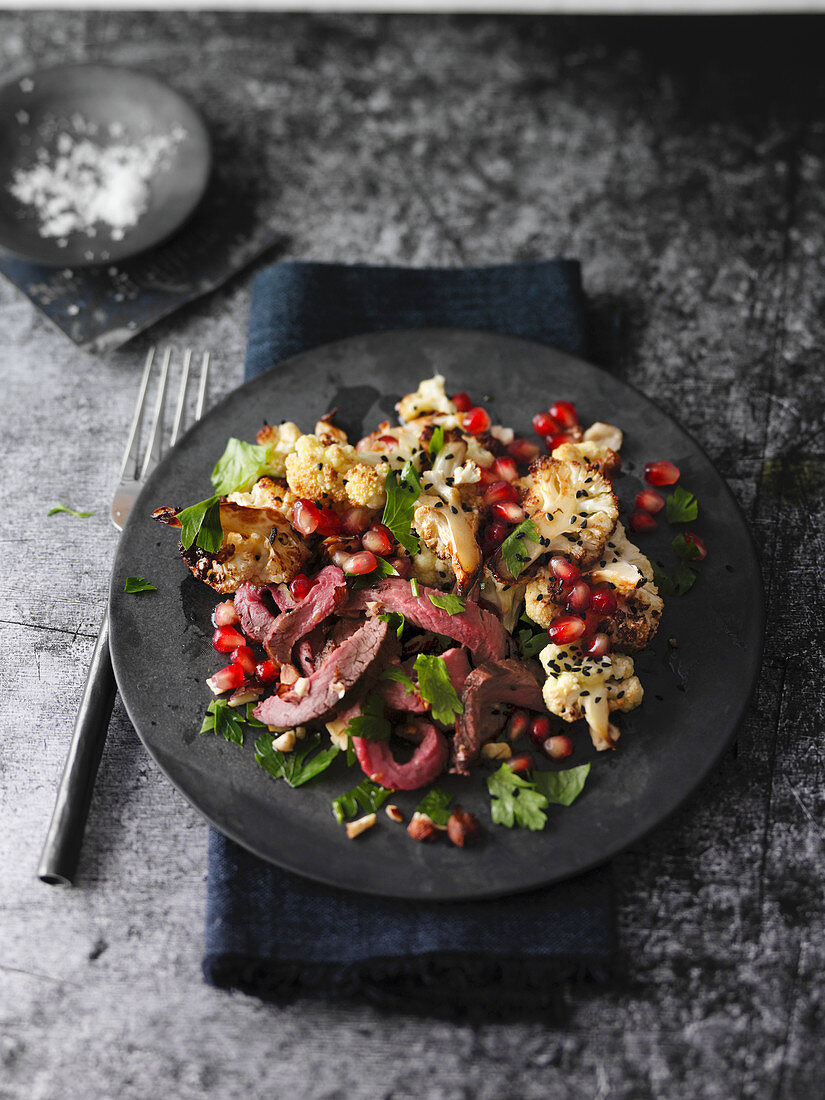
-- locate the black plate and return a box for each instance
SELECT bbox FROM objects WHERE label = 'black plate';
[0,64,211,267]
[109,330,764,901]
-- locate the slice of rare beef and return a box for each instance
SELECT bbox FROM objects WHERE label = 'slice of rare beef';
[452,660,546,774]
[263,565,347,663]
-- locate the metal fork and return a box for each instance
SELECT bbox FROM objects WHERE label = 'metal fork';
[38,346,211,886]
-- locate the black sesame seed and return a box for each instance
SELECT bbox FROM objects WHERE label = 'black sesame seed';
[450,506,458,514]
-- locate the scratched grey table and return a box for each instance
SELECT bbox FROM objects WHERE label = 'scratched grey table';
[1,13,823,1100]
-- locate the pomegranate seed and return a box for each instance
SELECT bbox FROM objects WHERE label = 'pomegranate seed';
[506,710,530,741]
[231,645,257,676]
[644,460,680,486]
[544,735,574,760]
[550,556,581,583]
[451,391,472,412]
[343,550,378,575]
[206,663,245,694]
[549,400,579,428]
[361,523,394,556]
[290,574,313,600]
[506,753,534,774]
[590,587,618,615]
[255,659,279,683]
[566,581,591,613]
[579,611,600,639]
[280,663,300,685]
[628,509,658,533]
[532,411,559,436]
[481,521,509,554]
[548,432,577,451]
[583,633,612,658]
[528,716,552,747]
[291,498,321,535]
[483,480,519,506]
[341,506,371,535]
[635,489,665,514]
[478,466,498,487]
[547,615,586,645]
[507,437,540,465]
[491,456,519,482]
[681,532,708,560]
[390,555,413,578]
[212,626,246,653]
[330,548,353,569]
[462,406,491,434]
[212,600,240,627]
[490,501,525,524]
[315,508,342,537]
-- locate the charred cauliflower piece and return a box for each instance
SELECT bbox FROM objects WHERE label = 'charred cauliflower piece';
[539,642,643,751]
[552,441,621,480]
[411,545,456,589]
[396,374,457,422]
[228,476,295,519]
[253,421,302,478]
[587,524,663,652]
[154,501,309,594]
[500,455,618,578]
[480,567,527,633]
[285,434,385,510]
[413,438,483,593]
[523,566,562,630]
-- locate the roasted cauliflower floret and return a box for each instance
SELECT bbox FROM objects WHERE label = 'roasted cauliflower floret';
[539,642,643,751]
[228,476,295,519]
[411,545,456,589]
[552,441,621,479]
[413,438,483,593]
[480,567,527,633]
[396,374,457,422]
[253,421,302,478]
[497,456,618,579]
[153,501,309,594]
[587,524,663,652]
[583,421,623,452]
[523,567,561,630]
[285,434,384,509]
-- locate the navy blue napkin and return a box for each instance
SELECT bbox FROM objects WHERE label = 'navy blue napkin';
[204,260,615,1018]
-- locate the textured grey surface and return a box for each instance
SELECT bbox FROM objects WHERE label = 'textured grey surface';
[1,12,823,1100]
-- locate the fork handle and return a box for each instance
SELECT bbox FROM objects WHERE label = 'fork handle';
[38,609,117,886]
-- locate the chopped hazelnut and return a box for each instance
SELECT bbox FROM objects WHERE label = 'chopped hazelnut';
[345,813,376,839]
[447,807,482,848]
[407,812,440,842]
[385,804,404,823]
[481,742,512,760]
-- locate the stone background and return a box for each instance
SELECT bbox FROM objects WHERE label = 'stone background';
[1,12,823,1099]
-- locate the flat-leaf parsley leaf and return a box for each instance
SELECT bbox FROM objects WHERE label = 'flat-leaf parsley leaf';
[414,786,453,826]
[177,495,223,553]
[652,561,696,596]
[413,654,464,725]
[533,764,590,807]
[200,699,244,746]
[381,461,421,555]
[124,576,157,594]
[428,424,445,458]
[427,592,466,615]
[487,764,548,831]
[380,666,417,695]
[332,778,392,823]
[255,730,339,787]
[665,485,699,524]
[500,518,540,580]
[344,694,391,741]
[211,438,277,496]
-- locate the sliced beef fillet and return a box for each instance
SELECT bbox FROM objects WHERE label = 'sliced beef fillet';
[352,717,448,790]
[452,660,546,774]
[346,578,509,663]
[254,616,389,727]
[375,659,427,713]
[234,582,277,642]
[440,647,471,697]
[263,565,347,663]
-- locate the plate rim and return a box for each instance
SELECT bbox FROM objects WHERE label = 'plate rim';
[109,327,766,901]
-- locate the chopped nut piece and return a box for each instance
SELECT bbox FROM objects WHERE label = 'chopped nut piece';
[272,730,296,752]
[385,804,404,823]
[294,725,307,739]
[326,716,349,750]
[447,807,482,848]
[346,813,376,839]
[407,812,440,842]
[481,741,512,760]
[292,676,310,698]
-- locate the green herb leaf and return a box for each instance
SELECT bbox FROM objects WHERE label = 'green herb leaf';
[665,485,699,524]
[200,700,244,746]
[428,424,445,458]
[381,461,421,555]
[211,438,275,495]
[410,577,420,598]
[332,778,391,823]
[500,518,540,580]
[427,592,466,615]
[413,654,464,725]
[652,561,697,596]
[244,702,267,728]
[533,764,590,807]
[124,576,156,593]
[378,610,406,638]
[414,786,453,826]
[345,694,391,741]
[48,503,93,518]
[347,555,399,590]
[487,764,548,831]
[254,730,339,787]
[380,666,417,695]
[177,495,223,553]
[671,532,703,562]
[518,626,547,659]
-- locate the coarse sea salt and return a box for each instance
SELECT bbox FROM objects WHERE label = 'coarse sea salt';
[9,118,186,240]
